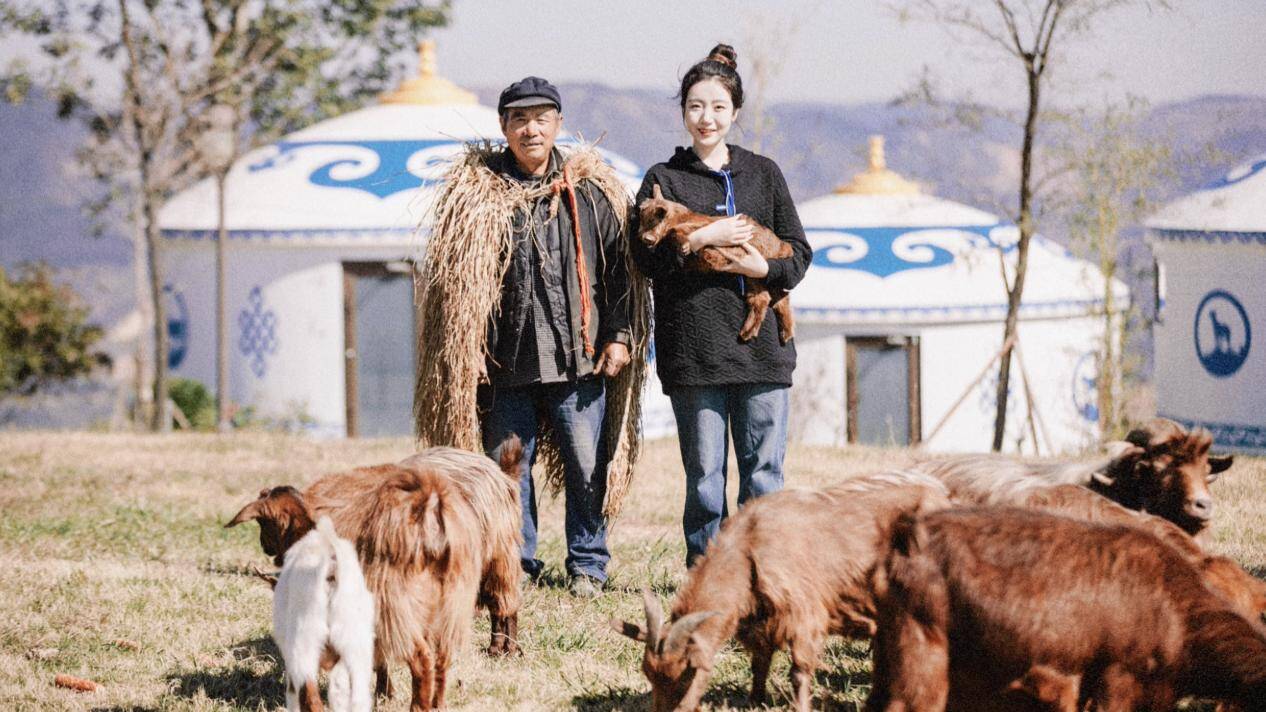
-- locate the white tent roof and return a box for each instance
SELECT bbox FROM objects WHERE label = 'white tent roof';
[1147,153,1266,240]
[158,44,641,244]
[793,137,1128,325]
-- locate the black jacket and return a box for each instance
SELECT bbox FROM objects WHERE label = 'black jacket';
[487,148,631,384]
[631,145,811,390]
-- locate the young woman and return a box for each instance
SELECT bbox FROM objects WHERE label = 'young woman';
[632,43,811,567]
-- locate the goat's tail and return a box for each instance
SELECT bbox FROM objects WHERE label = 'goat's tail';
[497,435,524,482]
[359,468,452,568]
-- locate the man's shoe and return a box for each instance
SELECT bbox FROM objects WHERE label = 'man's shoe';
[568,574,603,599]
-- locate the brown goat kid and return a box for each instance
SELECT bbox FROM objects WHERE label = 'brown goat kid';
[866,508,1266,712]
[637,183,794,343]
[912,418,1233,537]
[613,472,950,712]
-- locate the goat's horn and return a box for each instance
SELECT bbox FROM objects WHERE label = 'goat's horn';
[1090,470,1116,487]
[225,500,263,528]
[652,183,663,200]
[663,611,718,656]
[642,588,664,648]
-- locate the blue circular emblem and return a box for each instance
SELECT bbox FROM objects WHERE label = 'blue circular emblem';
[164,283,189,369]
[1072,352,1099,423]
[1193,290,1250,378]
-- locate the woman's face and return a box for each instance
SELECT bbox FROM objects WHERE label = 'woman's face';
[683,78,737,151]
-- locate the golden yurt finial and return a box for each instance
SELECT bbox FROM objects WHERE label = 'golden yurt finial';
[379,40,476,106]
[835,135,920,195]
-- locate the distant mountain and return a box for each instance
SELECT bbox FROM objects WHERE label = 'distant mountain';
[4,86,1265,332]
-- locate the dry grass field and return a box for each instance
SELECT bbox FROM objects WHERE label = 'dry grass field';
[0,432,1262,711]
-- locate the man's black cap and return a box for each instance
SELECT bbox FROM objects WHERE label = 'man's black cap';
[498,76,562,115]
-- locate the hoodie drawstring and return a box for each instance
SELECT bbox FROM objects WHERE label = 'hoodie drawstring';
[714,168,745,295]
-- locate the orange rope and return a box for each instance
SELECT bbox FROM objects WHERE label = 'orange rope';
[553,164,595,357]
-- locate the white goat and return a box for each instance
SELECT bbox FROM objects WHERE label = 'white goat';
[273,516,375,712]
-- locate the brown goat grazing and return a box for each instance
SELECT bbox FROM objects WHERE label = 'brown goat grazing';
[638,183,794,343]
[613,471,950,712]
[226,441,523,710]
[227,441,524,658]
[911,418,1234,537]
[1020,484,1266,626]
[866,507,1266,712]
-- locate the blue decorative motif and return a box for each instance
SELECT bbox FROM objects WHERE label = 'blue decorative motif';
[1072,352,1099,423]
[238,287,278,378]
[164,283,189,369]
[1160,415,1266,452]
[1193,289,1250,378]
[248,140,456,198]
[1203,155,1266,190]
[1151,229,1266,246]
[808,225,1011,278]
[978,368,1019,420]
[246,138,644,200]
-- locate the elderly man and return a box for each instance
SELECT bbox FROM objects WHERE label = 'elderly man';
[472,77,633,598]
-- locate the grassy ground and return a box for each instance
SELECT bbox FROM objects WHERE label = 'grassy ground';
[0,432,1262,711]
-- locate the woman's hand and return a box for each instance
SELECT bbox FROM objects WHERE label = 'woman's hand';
[718,242,769,278]
[686,215,753,253]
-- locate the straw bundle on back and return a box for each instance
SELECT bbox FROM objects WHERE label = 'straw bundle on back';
[414,142,650,517]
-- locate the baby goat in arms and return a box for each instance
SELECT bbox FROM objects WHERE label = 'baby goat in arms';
[273,516,375,712]
[638,184,794,343]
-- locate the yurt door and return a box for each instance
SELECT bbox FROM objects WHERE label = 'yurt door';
[846,336,921,446]
[343,262,416,437]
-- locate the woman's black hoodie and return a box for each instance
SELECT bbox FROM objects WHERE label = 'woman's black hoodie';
[631,145,811,391]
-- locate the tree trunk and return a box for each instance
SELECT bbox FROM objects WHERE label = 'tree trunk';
[141,180,170,432]
[216,169,231,432]
[991,65,1041,451]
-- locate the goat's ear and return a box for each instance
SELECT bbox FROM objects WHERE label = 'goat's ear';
[225,499,264,528]
[1208,454,1234,480]
[609,617,647,643]
[420,491,448,561]
[652,183,663,200]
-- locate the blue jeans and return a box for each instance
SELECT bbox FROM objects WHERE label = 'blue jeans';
[480,378,610,582]
[670,383,789,567]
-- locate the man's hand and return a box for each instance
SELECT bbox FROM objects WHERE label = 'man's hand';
[594,342,631,378]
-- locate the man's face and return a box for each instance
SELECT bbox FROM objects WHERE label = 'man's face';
[501,104,562,172]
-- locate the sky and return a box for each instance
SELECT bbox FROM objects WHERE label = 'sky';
[429,0,1266,108]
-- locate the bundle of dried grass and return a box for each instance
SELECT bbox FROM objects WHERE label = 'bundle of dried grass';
[413,142,650,517]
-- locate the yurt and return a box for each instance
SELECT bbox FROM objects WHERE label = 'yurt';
[1146,154,1266,454]
[158,42,641,437]
[782,137,1129,453]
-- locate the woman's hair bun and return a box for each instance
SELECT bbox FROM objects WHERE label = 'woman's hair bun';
[706,43,737,69]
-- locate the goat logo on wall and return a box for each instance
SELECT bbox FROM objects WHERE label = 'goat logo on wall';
[164,284,189,370]
[238,287,279,378]
[1072,352,1099,423]
[1193,290,1250,378]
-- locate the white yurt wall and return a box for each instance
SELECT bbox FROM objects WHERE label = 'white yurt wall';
[1147,155,1266,454]
[785,137,1123,454]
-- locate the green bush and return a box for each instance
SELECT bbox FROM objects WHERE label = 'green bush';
[168,377,216,430]
[0,263,106,396]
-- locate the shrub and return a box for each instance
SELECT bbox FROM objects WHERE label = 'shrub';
[0,263,107,396]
